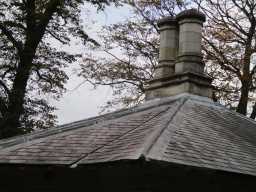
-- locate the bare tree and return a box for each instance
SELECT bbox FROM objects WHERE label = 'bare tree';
[80,0,256,119]
[194,0,256,116]
[80,0,184,111]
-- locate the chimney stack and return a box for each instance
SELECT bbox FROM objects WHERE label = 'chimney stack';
[175,9,205,74]
[154,17,178,78]
[145,9,212,100]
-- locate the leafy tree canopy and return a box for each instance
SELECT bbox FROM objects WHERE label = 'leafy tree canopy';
[0,0,120,138]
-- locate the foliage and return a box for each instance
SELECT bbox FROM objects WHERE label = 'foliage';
[0,0,119,138]
[80,0,256,119]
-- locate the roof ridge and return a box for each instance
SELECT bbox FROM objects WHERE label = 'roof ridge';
[69,106,170,168]
[141,97,188,158]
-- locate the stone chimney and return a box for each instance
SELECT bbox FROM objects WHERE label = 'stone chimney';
[154,17,178,79]
[145,9,212,100]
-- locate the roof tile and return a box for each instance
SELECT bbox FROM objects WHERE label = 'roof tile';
[0,94,256,176]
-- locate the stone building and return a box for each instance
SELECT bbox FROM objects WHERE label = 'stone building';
[0,9,256,192]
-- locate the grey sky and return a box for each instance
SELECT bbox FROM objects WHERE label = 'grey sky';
[52,5,132,125]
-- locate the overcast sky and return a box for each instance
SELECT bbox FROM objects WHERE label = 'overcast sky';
[51,5,132,125]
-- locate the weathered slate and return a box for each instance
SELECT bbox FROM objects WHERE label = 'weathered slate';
[0,104,172,165]
[0,94,256,177]
[147,99,256,176]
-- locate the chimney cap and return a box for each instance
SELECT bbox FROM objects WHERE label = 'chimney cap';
[176,9,206,22]
[157,16,177,27]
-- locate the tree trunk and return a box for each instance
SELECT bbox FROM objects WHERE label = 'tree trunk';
[250,103,256,120]
[0,0,61,139]
[236,19,255,116]
[236,81,250,115]
[0,50,34,138]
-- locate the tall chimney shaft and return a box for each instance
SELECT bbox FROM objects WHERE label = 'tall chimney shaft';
[175,9,206,74]
[154,17,178,79]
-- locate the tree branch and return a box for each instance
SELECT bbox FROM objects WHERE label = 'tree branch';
[0,23,23,53]
[0,79,10,96]
[37,0,61,31]
[203,37,242,77]
[231,0,251,21]
[46,29,69,44]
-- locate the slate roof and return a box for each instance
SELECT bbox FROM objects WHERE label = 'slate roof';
[0,93,256,177]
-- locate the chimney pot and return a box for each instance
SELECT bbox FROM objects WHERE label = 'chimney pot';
[157,16,177,27]
[176,9,206,22]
